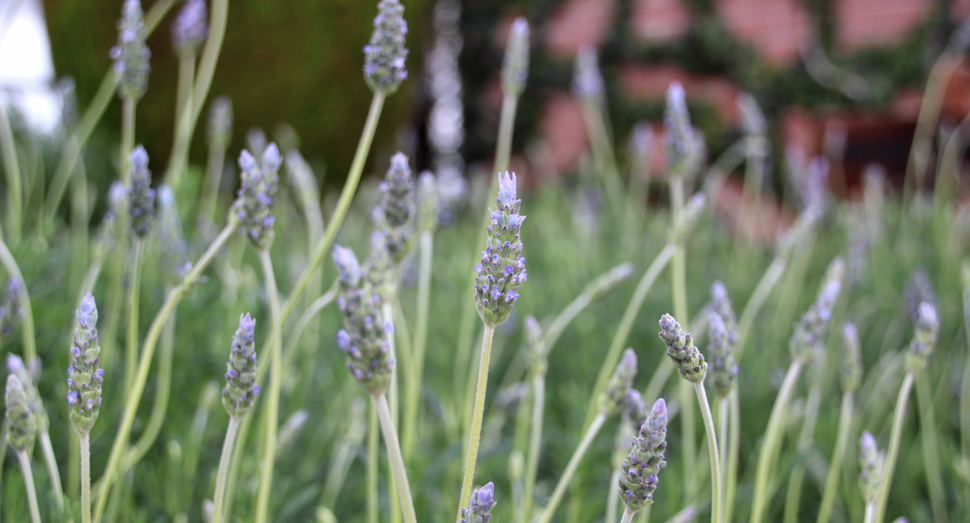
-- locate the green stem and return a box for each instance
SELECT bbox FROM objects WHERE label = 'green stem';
[580,98,623,211]
[39,430,65,511]
[321,438,356,509]
[175,55,196,131]
[93,220,237,522]
[783,386,820,523]
[121,97,135,185]
[874,372,914,523]
[537,412,608,523]
[80,431,91,523]
[914,373,948,523]
[717,397,729,523]
[17,450,41,523]
[124,301,176,467]
[455,323,496,522]
[695,382,722,523]
[282,285,337,373]
[864,503,876,523]
[586,244,675,426]
[816,392,854,523]
[374,393,418,523]
[749,360,803,523]
[606,467,622,523]
[368,404,379,523]
[0,236,35,362]
[125,241,144,394]
[522,373,545,523]
[669,176,695,500]
[211,415,240,523]
[282,92,385,324]
[254,248,284,523]
[735,257,786,361]
[200,142,227,224]
[621,507,637,523]
[495,93,518,175]
[725,389,740,523]
[0,100,23,245]
[383,299,401,523]
[403,231,433,462]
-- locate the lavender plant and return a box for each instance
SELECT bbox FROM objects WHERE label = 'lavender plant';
[67,294,103,523]
[618,398,669,522]
[7,373,41,523]
[461,482,497,523]
[859,431,885,523]
[111,0,150,185]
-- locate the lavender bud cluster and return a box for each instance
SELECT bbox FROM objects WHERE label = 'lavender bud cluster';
[659,314,707,383]
[619,398,668,511]
[858,431,884,504]
[129,145,156,238]
[789,258,844,362]
[501,18,530,96]
[333,245,395,395]
[572,46,603,100]
[111,0,151,101]
[208,96,233,151]
[171,0,208,57]
[460,482,496,523]
[601,349,638,415]
[905,302,939,373]
[840,322,863,392]
[67,294,103,434]
[223,313,260,418]
[474,172,527,326]
[524,315,547,377]
[363,0,409,94]
[664,83,693,176]
[7,355,48,434]
[417,171,439,233]
[378,152,415,262]
[904,269,936,325]
[5,374,36,452]
[154,186,191,282]
[232,143,281,249]
[708,312,738,398]
[0,277,25,338]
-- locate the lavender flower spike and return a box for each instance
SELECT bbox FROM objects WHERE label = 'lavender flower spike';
[0,277,25,338]
[68,293,103,434]
[460,482,496,523]
[129,145,156,238]
[208,96,233,150]
[659,313,707,383]
[364,0,409,94]
[475,172,527,326]
[502,18,530,96]
[172,0,208,58]
[333,245,395,395]
[618,398,668,511]
[231,143,281,249]
[111,0,151,101]
[600,349,638,415]
[904,269,936,325]
[222,313,260,418]
[7,355,48,434]
[789,257,844,363]
[858,431,884,504]
[905,302,939,373]
[664,82,692,175]
[379,152,415,262]
[572,46,603,100]
[5,374,36,452]
[841,322,862,393]
[708,312,738,398]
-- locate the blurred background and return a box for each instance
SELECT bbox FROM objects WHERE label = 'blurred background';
[0,0,967,217]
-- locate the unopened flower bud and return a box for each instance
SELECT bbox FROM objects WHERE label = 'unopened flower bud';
[601,349,638,415]
[364,0,409,94]
[858,431,884,503]
[619,398,668,511]
[659,314,707,383]
[128,145,156,238]
[172,0,207,57]
[68,294,103,434]
[112,0,150,101]
[5,374,36,452]
[460,482,496,523]
[232,143,281,249]
[222,313,260,418]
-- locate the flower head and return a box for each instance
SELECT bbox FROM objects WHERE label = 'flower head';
[378,152,415,262]
[172,0,207,57]
[460,482,496,523]
[231,143,281,249]
[572,46,603,100]
[619,398,668,511]
[7,354,48,434]
[858,431,884,504]
[790,257,844,362]
[659,314,707,383]
[502,18,530,96]
[128,145,156,238]
[111,0,151,101]
[364,0,409,94]
[904,269,936,326]
[208,96,233,151]
[68,294,103,434]
[475,172,526,326]
[222,313,260,418]
[5,374,36,452]
[708,312,738,398]
[0,277,25,338]
[841,322,862,392]
[601,349,638,415]
[154,185,192,283]
[664,82,692,175]
[905,302,939,373]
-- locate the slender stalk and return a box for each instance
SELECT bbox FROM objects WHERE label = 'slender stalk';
[816,392,854,523]
[783,386,821,523]
[121,98,135,185]
[621,507,637,523]
[874,373,914,523]
[585,244,675,425]
[537,412,608,523]
[0,236,35,362]
[455,323,497,522]
[749,360,803,523]
[914,373,948,523]
[254,248,284,523]
[43,0,177,226]
[282,286,337,373]
[39,430,65,511]
[580,98,623,210]
[695,382,722,523]
[80,431,91,523]
[522,374,545,523]
[725,389,740,523]
[16,450,41,523]
[864,503,876,523]
[403,231,433,462]
[373,393,418,523]
[175,56,196,128]
[383,297,402,523]
[282,92,385,324]
[495,93,518,175]
[124,305,176,467]
[905,53,964,199]
[717,397,729,521]
[94,220,237,522]
[368,404,379,523]
[735,257,786,360]
[606,467,622,523]
[200,139,227,224]
[211,416,240,523]
[321,437,356,509]
[0,100,23,244]
[125,241,144,394]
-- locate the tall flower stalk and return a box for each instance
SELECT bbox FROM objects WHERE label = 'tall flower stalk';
[112,0,150,186]
[874,302,939,523]
[68,294,104,523]
[707,281,738,523]
[7,373,41,523]
[521,315,547,523]
[124,145,155,394]
[458,171,527,522]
